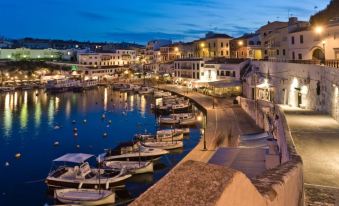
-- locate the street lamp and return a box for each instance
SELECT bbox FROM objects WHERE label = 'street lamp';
[322,40,326,61]
[314,26,323,35]
[198,114,207,150]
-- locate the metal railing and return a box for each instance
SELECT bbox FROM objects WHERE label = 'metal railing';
[263,59,339,69]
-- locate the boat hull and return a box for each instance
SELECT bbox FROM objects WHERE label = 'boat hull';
[46,174,131,190]
[55,189,115,206]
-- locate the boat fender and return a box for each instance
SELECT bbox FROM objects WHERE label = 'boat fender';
[78,182,83,189]
[106,181,110,190]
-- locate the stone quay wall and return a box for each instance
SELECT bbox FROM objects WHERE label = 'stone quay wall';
[238,96,304,205]
[248,61,339,122]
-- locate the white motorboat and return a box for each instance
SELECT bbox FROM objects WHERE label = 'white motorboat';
[158,115,180,124]
[100,142,169,161]
[142,141,183,150]
[159,113,196,125]
[112,83,127,90]
[73,80,98,91]
[46,153,131,189]
[154,91,172,98]
[171,102,191,111]
[138,87,154,95]
[156,129,184,142]
[46,79,80,92]
[104,161,154,174]
[54,189,115,206]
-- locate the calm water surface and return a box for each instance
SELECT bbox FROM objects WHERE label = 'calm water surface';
[0,87,201,205]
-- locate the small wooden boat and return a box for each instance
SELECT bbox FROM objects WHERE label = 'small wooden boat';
[156,129,184,142]
[54,189,115,206]
[99,142,169,161]
[159,113,196,125]
[104,161,154,174]
[142,141,183,150]
[154,91,172,98]
[138,87,154,95]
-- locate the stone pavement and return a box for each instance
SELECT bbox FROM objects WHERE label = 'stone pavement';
[282,106,339,205]
[158,84,262,163]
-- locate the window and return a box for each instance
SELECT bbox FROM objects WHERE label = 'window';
[221,71,224,76]
[201,63,204,67]
[197,63,200,70]
[298,53,302,60]
[277,49,280,55]
[283,49,286,56]
[221,51,224,56]
[221,42,224,47]
[217,70,220,76]
[232,71,236,77]
[226,51,229,55]
[292,52,295,60]
[226,71,230,76]
[213,42,216,48]
[300,35,304,44]
[192,64,195,70]
[291,36,295,45]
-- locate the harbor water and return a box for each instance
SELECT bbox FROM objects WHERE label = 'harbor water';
[0,87,201,205]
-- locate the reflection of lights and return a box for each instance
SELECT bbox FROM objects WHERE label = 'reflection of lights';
[20,92,28,129]
[48,99,55,126]
[140,95,146,116]
[104,88,108,111]
[55,97,60,110]
[34,102,41,128]
[4,93,13,137]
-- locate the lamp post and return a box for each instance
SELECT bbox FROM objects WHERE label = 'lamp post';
[314,26,326,63]
[238,40,244,59]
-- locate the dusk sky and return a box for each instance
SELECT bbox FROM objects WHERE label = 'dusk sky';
[0,0,330,44]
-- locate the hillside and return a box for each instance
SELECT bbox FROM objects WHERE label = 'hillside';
[310,0,339,25]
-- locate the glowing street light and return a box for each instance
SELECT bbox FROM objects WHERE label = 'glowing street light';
[314,26,323,34]
[174,47,179,52]
[238,40,244,46]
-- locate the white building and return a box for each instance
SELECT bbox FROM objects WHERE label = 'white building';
[78,50,137,67]
[0,48,72,60]
[288,20,339,62]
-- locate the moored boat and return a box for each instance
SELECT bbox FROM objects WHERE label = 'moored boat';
[104,161,154,174]
[138,87,154,95]
[99,142,169,162]
[141,141,183,150]
[54,189,115,206]
[46,153,131,189]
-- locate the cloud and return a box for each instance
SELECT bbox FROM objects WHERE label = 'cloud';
[78,11,111,21]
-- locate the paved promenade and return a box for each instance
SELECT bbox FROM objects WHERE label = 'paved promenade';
[282,106,339,205]
[159,84,262,163]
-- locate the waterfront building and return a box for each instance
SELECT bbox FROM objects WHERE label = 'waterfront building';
[194,32,233,58]
[230,33,263,59]
[258,17,309,61]
[78,50,137,67]
[0,48,73,60]
[288,18,339,62]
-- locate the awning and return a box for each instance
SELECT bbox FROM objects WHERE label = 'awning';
[53,153,94,163]
[208,80,242,88]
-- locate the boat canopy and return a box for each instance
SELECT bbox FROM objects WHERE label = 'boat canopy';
[53,153,94,163]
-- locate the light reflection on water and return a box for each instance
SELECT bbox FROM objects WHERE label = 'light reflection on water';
[0,87,201,206]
